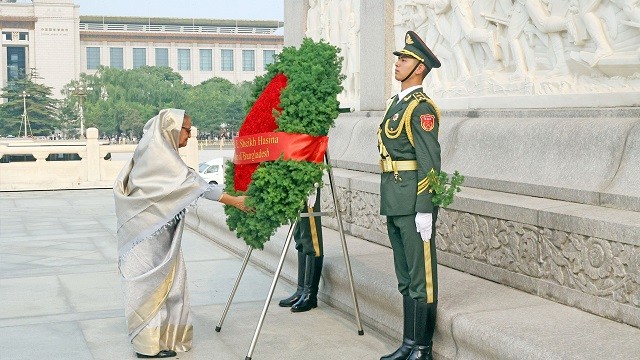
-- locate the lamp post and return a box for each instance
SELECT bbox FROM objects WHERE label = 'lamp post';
[19,90,32,138]
[69,83,93,139]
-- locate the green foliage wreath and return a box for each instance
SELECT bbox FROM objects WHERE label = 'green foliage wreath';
[224,39,344,249]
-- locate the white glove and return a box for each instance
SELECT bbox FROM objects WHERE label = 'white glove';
[415,212,433,242]
[307,185,319,208]
[307,191,317,208]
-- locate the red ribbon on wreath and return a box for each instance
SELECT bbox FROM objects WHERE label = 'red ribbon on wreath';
[233,73,328,191]
[234,132,328,165]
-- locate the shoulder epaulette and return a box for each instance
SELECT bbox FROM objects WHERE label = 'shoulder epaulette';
[412,91,429,102]
[402,92,441,147]
[411,92,440,128]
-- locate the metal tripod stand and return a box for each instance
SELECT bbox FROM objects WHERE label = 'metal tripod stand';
[215,151,364,360]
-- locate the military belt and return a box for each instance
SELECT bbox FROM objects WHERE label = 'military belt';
[380,159,418,173]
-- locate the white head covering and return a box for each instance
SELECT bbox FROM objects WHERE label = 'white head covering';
[113,108,208,255]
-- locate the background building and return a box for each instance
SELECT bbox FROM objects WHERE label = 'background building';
[0,0,284,98]
[79,16,283,86]
[0,0,80,98]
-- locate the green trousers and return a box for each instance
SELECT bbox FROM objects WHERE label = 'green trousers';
[386,208,438,303]
[294,188,323,257]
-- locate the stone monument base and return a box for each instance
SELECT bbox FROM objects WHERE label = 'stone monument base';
[321,108,640,329]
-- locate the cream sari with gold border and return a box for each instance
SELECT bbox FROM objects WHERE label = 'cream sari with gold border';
[114,109,208,355]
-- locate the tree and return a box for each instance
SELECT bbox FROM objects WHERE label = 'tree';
[0,69,59,137]
[62,66,188,138]
[59,66,253,139]
[55,98,78,139]
[184,77,253,137]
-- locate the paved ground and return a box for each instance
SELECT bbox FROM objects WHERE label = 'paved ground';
[0,189,394,360]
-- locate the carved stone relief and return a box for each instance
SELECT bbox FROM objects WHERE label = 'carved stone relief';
[319,184,352,222]
[436,208,640,307]
[392,0,640,97]
[328,185,640,322]
[349,190,388,234]
[306,0,361,107]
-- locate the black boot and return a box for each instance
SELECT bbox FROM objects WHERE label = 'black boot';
[291,255,323,312]
[380,295,415,360]
[279,251,306,307]
[406,300,437,360]
[406,345,432,360]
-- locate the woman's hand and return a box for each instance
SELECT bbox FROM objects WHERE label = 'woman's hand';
[232,195,250,212]
[220,194,251,212]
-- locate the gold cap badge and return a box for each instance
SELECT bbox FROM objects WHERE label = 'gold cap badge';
[393,31,441,68]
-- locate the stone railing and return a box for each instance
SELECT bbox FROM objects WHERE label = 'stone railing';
[0,127,199,191]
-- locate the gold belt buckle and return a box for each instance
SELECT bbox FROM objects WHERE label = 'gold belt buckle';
[381,158,392,172]
[392,161,401,182]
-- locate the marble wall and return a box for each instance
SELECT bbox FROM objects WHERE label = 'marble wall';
[285,0,640,109]
[283,0,640,328]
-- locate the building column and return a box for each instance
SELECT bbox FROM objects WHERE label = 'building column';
[358,0,392,111]
[284,0,307,47]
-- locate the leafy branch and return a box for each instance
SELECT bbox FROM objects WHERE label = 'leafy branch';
[426,170,465,208]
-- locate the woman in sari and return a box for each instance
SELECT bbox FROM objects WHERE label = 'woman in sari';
[114,109,247,358]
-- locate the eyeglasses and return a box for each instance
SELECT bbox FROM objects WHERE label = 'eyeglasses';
[182,126,191,134]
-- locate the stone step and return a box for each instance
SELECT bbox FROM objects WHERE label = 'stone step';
[187,201,640,360]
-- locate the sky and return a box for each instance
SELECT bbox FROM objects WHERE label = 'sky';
[73,0,284,21]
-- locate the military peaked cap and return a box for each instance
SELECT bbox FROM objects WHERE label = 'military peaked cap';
[393,31,441,69]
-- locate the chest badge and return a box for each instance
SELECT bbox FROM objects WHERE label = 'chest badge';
[392,113,399,122]
[420,114,435,131]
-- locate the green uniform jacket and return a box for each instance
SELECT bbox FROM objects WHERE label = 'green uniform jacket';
[378,88,441,216]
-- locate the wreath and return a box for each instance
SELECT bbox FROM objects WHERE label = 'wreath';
[223,38,345,249]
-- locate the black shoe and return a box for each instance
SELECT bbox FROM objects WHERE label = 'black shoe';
[279,288,303,307]
[290,292,318,312]
[136,350,177,358]
[406,345,432,360]
[290,255,323,313]
[380,337,415,360]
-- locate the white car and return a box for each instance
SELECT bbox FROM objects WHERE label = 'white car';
[198,158,225,184]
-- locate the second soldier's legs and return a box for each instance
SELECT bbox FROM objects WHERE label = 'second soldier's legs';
[279,188,324,312]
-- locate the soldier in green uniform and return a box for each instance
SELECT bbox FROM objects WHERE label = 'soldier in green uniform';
[378,31,442,360]
[278,187,324,313]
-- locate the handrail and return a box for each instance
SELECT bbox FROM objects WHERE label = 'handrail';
[0,127,199,191]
